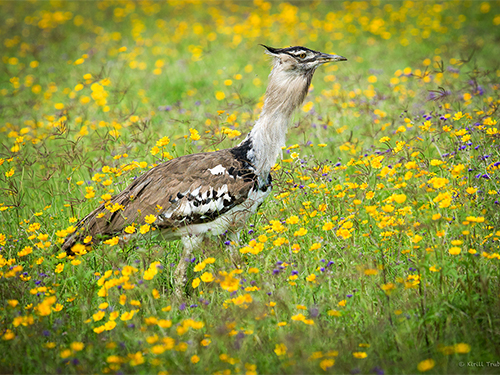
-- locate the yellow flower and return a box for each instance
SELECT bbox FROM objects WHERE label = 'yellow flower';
[150,146,160,155]
[192,278,201,288]
[393,193,407,203]
[353,352,367,359]
[139,224,150,234]
[189,128,200,141]
[320,358,335,371]
[412,235,423,243]
[215,91,225,101]
[2,330,15,341]
[70,342,84,351]
[120,311,135,321]
[124,225,136,234]
[302,101,314,112]
[93,310,105,322]
[454,343,471,354]
[322,222,334,231]
[309,243,321,251]
[104,320,117,331]
[60,349,72,359]
[157,319,172,328]
[194,262,206,272]
[191,355,200,364]
[144,214,156,224]
[55,263,64,274]
[449,247,461,255]
[370,155,384,169]
[156,136,170,147]
[306,274,316,282]
[417,359,435,372]
[201,272,214,283]
[5,168,15,178]
[294,227,308,237]
[381,283,396,295]
[104,237,119,246]
[274,343,287,356]
[466,187,477,194]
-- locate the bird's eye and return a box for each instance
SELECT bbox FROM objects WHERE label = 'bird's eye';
[299,53,306,59]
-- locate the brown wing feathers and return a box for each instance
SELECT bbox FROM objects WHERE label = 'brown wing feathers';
[62,147,258,253]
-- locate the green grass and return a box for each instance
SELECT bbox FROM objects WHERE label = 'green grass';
[1,1,500,374]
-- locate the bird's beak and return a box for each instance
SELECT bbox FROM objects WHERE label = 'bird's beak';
[318,53,348,64]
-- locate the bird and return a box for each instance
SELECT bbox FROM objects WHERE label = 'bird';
[62,45,347,297]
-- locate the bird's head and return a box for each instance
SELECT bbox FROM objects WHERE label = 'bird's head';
[261,45,347,74]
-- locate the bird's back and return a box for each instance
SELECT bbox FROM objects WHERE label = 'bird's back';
[62,140,272,253]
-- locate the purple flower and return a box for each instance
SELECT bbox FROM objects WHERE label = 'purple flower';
[372,366,385,375]
[179,303,186,311]
[309,307,319,318]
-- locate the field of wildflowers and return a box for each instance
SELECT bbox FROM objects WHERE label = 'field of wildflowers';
[1,0,500,373]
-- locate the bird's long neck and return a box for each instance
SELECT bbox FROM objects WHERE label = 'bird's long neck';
[245,64,314,177]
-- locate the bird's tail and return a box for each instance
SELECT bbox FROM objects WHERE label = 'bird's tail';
[60,207,101,255]
[61,232,78,255]
[61,219,89,255]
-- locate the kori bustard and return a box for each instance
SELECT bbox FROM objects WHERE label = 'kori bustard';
[62,45,347,297]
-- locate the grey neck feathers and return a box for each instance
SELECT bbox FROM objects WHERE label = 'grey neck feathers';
[246,61,315,176]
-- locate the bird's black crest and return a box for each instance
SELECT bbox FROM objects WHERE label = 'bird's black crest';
[260,44,318,56]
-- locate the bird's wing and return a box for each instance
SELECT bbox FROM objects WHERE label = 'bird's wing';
[63,148,268,250]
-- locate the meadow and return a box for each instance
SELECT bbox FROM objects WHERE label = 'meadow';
[1,0,500,373]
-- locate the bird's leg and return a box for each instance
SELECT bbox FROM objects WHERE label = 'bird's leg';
[227,231,242,268]
[174,235,202,299]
